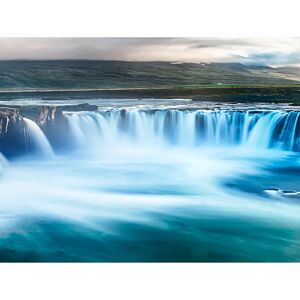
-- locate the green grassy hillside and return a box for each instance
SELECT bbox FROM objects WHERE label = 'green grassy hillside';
[0,60,299,91]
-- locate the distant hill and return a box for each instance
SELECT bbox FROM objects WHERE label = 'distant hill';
[0,60,299,91]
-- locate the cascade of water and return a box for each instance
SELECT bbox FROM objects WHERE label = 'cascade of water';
[247,111,286,148]
[0,152,9,173]
[23,118,54,157]
[277,112,300,151]
[65,109,300,152]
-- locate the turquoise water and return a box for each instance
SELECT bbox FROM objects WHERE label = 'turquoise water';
[1,101,300,262]
[1,144,300,262]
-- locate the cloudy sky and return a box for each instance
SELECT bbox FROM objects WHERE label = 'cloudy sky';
[0,38,299,66]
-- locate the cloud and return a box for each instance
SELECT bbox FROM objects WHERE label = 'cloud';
[189,38,254,49]
[240,51,300,66]
[0,38,299,66]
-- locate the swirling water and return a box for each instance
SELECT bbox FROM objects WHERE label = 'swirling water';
[1,102,300,262]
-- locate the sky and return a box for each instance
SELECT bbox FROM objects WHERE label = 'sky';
[0,38,299,67]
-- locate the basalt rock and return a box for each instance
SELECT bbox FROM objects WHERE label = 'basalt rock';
[0,105,70,157]
[0,103,99,157]
[38,107,71,152]
[25,104,99,152]
[0,107,28,158]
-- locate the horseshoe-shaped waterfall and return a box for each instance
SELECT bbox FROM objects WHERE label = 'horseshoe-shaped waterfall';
[1,103,300,262]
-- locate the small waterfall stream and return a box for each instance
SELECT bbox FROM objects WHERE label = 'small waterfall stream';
[0,152,9,174]
[23,118,54,157]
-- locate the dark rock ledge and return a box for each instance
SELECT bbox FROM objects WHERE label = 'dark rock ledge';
[0,107,27,157]
[0,103,98,158]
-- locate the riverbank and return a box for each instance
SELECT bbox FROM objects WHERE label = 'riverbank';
[0,85,300,103]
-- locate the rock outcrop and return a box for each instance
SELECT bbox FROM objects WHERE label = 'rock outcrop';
[0,105,68,157]
[0,107,27,157]
[0,103,99,158]
[36,106,71,152]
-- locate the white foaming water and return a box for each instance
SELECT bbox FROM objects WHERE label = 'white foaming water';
[64,109,300,151]
[0,146,296,219]
[1,108,299,220]
[23,118,54,157]
[0,152,9,174]
[1,107,300,261]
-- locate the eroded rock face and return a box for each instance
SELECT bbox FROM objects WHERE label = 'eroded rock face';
[0,107,27,158]
[0,103,99,158]
[0,106,69,157]
[37,107,71,152]
[21,105,74,153]
[35,103,98,152]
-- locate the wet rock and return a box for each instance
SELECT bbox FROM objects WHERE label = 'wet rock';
[0,105,73,157]
[64,103,98,111]
[264,188,300,199]
[281,190,300,198]
[118,109,128,131]
[39,107,71,152]
[0,102,101,157]
[0,108,27,158]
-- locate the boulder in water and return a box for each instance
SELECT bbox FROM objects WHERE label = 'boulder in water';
[264,188,300,199]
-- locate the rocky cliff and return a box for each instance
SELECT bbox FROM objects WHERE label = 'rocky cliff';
[0,103,98,158]
[0,107,27,157]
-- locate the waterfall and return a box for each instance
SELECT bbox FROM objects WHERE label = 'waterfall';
[23,118,54,157]
[64,109,300,152]
[0,152,9,174]
[247,111,286,149]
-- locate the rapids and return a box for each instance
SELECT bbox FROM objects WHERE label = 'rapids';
[1,101,300,262]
